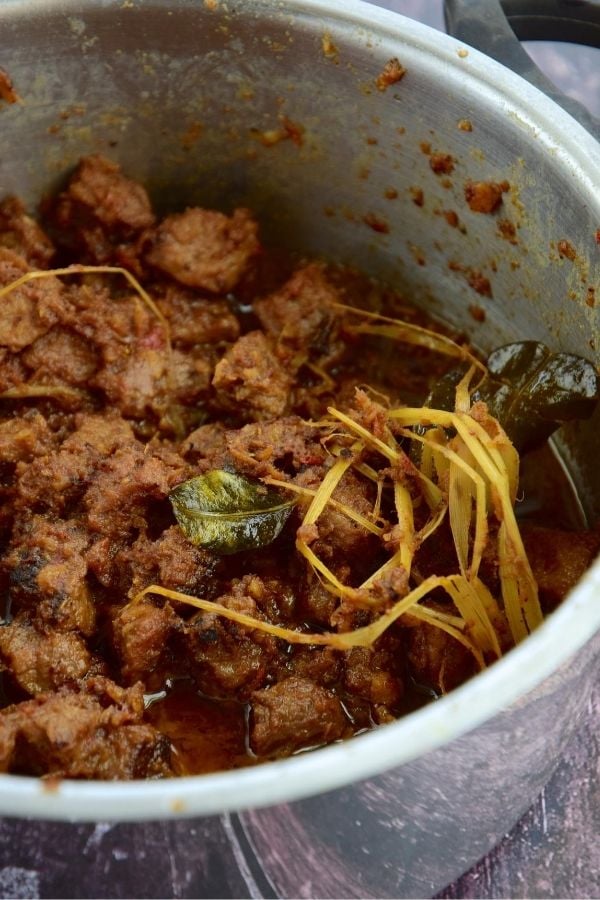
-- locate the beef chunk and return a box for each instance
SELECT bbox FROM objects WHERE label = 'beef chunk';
[186,585,281,699]
[157,286,240,346]
[212,331,291,422]
[0,678,172,778]
[254,263,343,369]
[48,155,155,264]
[226,416,325,478]
[84,443,187,542]
[145,207,259,292]
[0,619,93,695]
[113,601,181,684]
[0,249,69,351]
[250,676,347,756]
[169,347,215,407]
[64,155,155,231]
[94,344,169,420]
[4,516,94,634]
[344,645,404,713]
[15,414,134,515]
[0,196,55,267]
[0,411,54,465]
[113,526,218,598]
[181,422,229,467]
[407,620,474,693]
[22,328,98,386]
[522,525,600,612]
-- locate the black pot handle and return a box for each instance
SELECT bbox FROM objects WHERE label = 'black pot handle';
[444,0,600,140]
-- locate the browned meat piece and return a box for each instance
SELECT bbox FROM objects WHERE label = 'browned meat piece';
[250,676,347,756]
[186,585,281,699]
[168,347,215,407]
[15,414,134,516]
[253,263,343,369]
[0,347,27,392]
[522,525,600,612]
[22,328,98,386]
[0,196,55,267]
[84,443,187,542]
[113,601,181,684]
[226,416,326,478]
[94,345,169,420]
[145,207,259,292]
[344,645,404,711]
[0,411,54,465]
[298,572,338,627]
[0,248,69,351]
[464,179,508,214]
[64,155,155,231]
[0,619,93,695]
[113,525,218,598]
[212,331,291,421]
[407,620,475,694]
[0,678,172,778]
[156,286,240,346]
[181,421,229,467]
[287,646,341,687]
[4,516,94,634]
[47,155,155,264]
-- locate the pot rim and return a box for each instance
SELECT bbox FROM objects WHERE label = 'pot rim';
[1,0,599,822]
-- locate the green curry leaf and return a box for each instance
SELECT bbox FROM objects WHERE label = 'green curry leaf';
[170,470,297,555]
[427,341,599,452]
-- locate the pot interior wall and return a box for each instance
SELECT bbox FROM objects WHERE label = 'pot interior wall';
[0,0,598,516]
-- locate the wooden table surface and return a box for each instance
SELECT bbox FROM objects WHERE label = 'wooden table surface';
[1,2,599,897]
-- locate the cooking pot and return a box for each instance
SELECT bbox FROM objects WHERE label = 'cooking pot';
[0,0,599,894]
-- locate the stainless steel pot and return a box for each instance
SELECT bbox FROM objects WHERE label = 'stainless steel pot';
[0,0,599,894]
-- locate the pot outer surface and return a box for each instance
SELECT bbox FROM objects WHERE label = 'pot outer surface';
[0,0,599,894]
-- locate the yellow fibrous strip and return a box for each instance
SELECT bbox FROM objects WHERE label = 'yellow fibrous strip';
[0,265,170,338]
[262,477,384,536]
[133,574,484,667]
[333,301,487,376]
[0,384,86,400]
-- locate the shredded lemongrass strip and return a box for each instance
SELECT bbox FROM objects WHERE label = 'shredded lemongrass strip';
[448,440,476,577]
[327,407,398,462]
[333,301,486,374]
[417,499,448,544]
[497,522,529,643]
[408,605,465,630]
[0,384,86,400]
[372,475,385,523]
[444,576,502,658]
[389,407,455,428]
[305,361,336,392]
[394,481,415,573]
[0,265,170,337]
[301,454,355,525]
[451,415,542,637]
[296,540,359,600]
[398,427,488,580]
[134,576,484,662]
[262,477,384,536]
[454,365,476,413]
